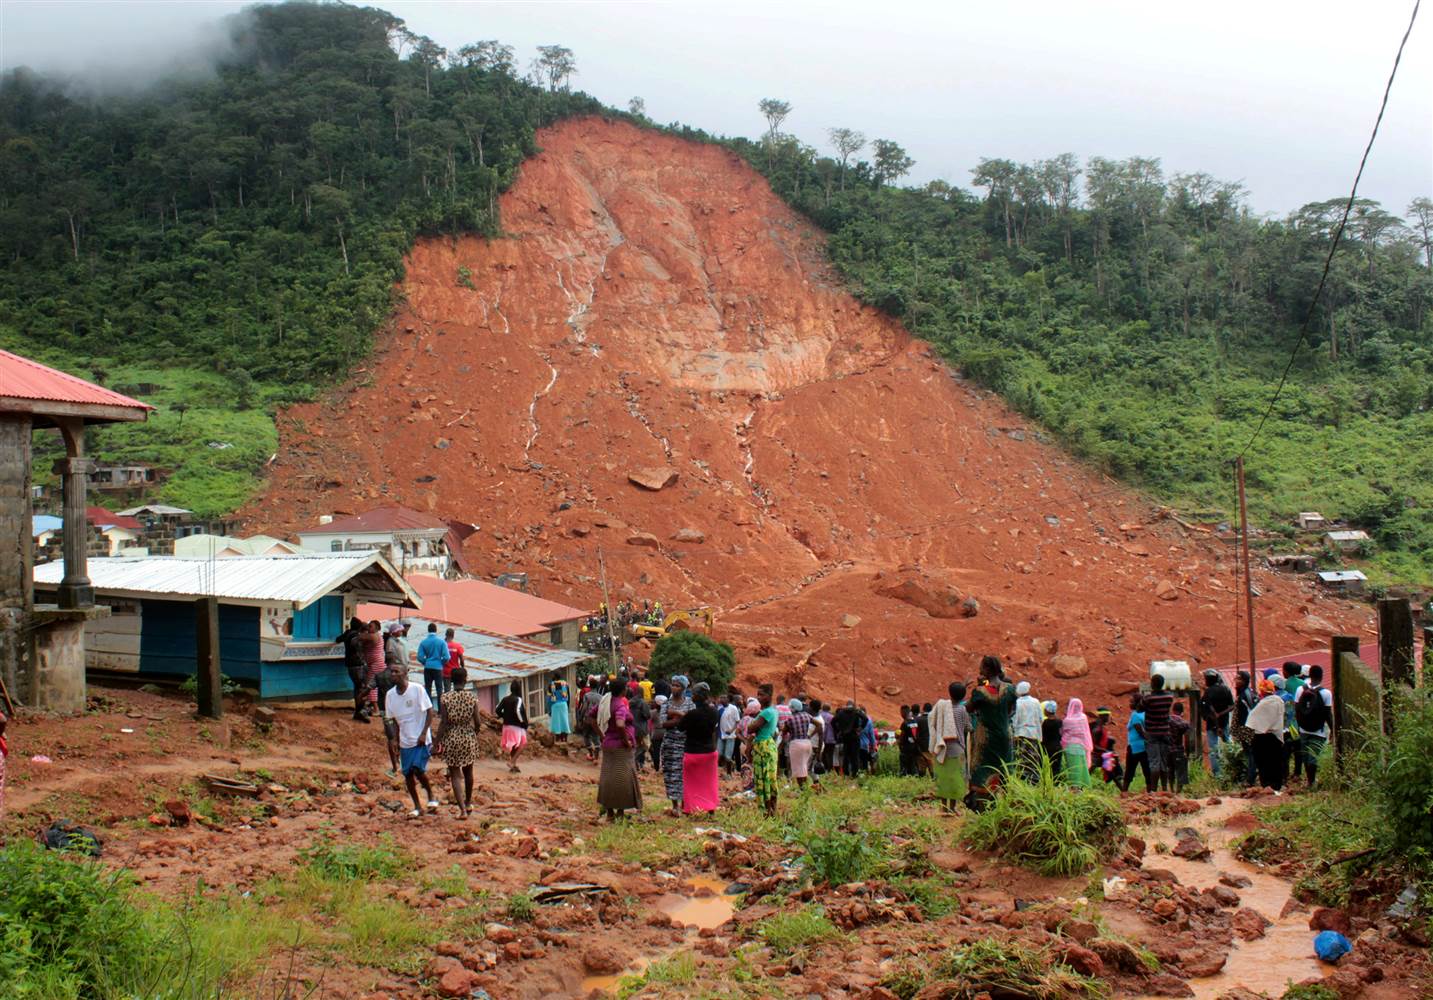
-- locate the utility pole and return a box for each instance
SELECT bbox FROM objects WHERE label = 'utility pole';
[597,547,618,675]
[1235,457,1257,671]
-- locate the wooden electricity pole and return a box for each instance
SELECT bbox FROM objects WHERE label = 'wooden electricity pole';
[1235,457,1257,671]
[596,548,618,675]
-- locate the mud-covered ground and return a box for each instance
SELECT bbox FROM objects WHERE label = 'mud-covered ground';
[4,688,1427,999]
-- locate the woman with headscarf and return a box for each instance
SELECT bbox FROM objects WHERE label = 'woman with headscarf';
[658,675,693,816]
[1247,676,1286,794]
[967,655,1017,791]
[1060,698,1094,788]
[597,676,642,819]
[928,682,972,811]
[781,698,817,790]
[679,682,721,815]
[746,685,780,817]
[547,679,571,743]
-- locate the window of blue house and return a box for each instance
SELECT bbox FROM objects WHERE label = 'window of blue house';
[291,595,344,641]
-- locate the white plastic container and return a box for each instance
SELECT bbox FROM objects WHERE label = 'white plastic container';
[1150,660,1192,691]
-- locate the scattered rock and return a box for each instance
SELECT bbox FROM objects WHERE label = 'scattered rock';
[1155,579,1180,600]
[1172,836,1211,861]
[1232,907,1271,941]
[1207,885,1240,908]
[872,569,966,619]
[1058,944,1104,978]
[625,532,660,549]
[1089,938,1145,974]
[670,527,706,544]
[581,945,634,975]
[840,614,861,628]
[484,923,517,944]
[1143,973,1195,997]
[1218,873,1252,889]
[1152,898,1179,919]
[1310,907,1353,937]
[162,800,192,826]
[1062,919,1098,943]
[1050,654,1089,679]
[628,467,679,491]
[1029,636,1059,655]
[960,596,980,617]
[436,966,480,998]
[1179,945,1228,977]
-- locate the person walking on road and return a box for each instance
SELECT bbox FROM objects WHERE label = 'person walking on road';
[435,666,481,818]
[417,623,451,711]
[385,666,439,817]
[496,680,529,774]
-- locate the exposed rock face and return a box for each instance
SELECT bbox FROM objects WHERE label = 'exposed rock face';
[872,568,967,619]
[629,467,679,491]
[242,116,1371,715]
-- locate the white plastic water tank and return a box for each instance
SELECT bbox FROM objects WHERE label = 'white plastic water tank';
[1150,660,1192,690]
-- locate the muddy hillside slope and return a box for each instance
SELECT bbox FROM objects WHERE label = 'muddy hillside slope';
[243,116,1369,711]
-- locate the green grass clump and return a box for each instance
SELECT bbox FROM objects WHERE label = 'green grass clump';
[963,762,1127,877]
[297,832,407,881]
[1282,985,1340,1000]
[797,827,882,885]
[506,891,535,923]
[754,905,847,955]
[932,939,1109,999]
[616,951,698,997]
[0,840,293,999]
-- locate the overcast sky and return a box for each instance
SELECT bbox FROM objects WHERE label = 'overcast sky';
[2,0,1429,216]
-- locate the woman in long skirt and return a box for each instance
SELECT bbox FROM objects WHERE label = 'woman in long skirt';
[781,698,816,791]
[1247,677,1286,794]
[547,679,571,742]
[929,683,971,811]
[1061,698,1093,788]
[679,682,721,815]
[746,685,781,817]
[658,675,692,816]
[597,678,642,819]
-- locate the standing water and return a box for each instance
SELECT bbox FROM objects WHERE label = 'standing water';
[579,874,735,995]
[1137,797,1333,999]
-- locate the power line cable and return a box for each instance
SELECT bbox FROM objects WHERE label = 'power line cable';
[1236,0,1421,460]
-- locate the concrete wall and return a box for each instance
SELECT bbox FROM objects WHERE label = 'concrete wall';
[33,617,86,713]
[0,414,33,701]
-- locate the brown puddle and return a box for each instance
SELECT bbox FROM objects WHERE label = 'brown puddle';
[1136,798,1332,999]
[579,875,735,995]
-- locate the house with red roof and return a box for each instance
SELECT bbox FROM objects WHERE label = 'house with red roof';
[361,574,591,647]
[295,506,475,578]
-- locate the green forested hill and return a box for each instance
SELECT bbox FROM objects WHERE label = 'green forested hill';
[2,1,1430,583]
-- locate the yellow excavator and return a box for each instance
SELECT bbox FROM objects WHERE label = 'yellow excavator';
[632,607,715,640]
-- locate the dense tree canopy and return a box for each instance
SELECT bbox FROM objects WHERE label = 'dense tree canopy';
[3,1,1429,582]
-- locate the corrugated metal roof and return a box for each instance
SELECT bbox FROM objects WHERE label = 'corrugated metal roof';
[0,348,154,413]
[363,574,589,636]
[393,617,595,688]
[1325,530,1369,541]
[35,552,420,609]
[116,504,192,516]
[32,514,63,537]
[1317,570,1367,582]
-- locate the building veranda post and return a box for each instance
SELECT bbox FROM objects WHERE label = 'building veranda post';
[1,349,153,712]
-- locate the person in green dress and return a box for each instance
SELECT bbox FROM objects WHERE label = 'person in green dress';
[966,655,1016,791]
[745,684,780,817]
[929,681,972,811]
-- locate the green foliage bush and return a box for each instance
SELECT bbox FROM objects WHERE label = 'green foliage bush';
[755,905,846,954]
[646,631,737,693]
[963,761,1127,876]
[926,939,1109,999]
[298,832,407,881]
[797,827,882,885]
[1368,688,1433,858]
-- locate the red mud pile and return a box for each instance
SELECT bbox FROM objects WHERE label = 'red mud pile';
[242,117,1369,714]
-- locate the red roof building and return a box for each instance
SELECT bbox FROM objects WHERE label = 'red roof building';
[0,349,154,423]
[297,506,475,577]
[86,507,144,531]
[361,574,590,642]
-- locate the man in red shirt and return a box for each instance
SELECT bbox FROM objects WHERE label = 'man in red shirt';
[443,628,464,687]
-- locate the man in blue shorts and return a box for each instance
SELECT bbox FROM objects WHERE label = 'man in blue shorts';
[385,665,438,817]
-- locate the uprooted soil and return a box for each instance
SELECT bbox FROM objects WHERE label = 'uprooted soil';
[239,115,1372,716]
[5,688,1429,999]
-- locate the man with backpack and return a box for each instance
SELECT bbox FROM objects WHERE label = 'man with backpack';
[1295,664,1334,789]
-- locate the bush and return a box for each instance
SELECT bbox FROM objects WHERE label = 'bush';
[506,891,535,922]
[963,761,1127,876]
[798,828,882,885]
[1370,687,1433,858]
[929,939,1109,999]
[755,905,846,954]
[298,833,407,880]
[647,631,737,692]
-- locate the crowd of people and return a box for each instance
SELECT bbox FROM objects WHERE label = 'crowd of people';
[580,600,666,651]
[339,620,1335,821]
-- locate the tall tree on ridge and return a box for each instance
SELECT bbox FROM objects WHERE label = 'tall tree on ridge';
[827,127,865,191]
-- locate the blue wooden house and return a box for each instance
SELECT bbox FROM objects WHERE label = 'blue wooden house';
[34,552,419,700]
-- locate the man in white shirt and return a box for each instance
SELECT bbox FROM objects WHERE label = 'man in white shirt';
[718,694,742,773]
[385,667,439,816]
[1012,680,1044,781]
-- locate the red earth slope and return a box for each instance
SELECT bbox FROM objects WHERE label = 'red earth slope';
[241,117,1369,712]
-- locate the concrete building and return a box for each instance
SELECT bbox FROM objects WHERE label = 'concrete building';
[296,506,474,578]
[174,533,302,558]
[35,552,418,700]
[1326,530,1371,553]
[1317,570,1367,595]
[1,349,152,712]
[1295,512,1328,530]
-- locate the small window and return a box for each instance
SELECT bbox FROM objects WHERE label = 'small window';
[549,626,562,646]
[330,540,344,552]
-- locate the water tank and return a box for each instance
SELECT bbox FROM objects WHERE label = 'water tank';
[1150,660,1192,690]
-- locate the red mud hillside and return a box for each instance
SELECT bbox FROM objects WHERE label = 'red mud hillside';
[242,116,1371,713]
